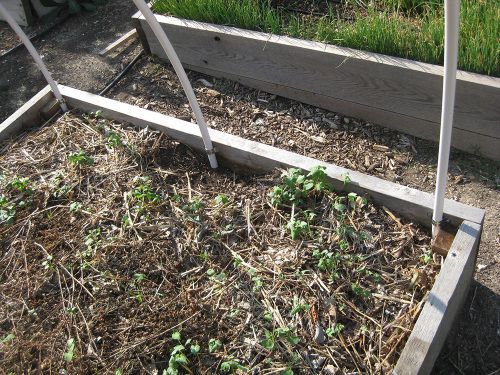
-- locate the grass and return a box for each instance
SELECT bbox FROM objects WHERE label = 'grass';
[152,0,499,76]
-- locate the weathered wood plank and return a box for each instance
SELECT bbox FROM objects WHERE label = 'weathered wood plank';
[394,220,482,375]
[0,85,54,142]
[134,14,500,160]
[58,85,485,228]
[98,29,137,56]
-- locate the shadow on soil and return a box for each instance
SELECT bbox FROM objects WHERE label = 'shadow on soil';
[432,281,500,374]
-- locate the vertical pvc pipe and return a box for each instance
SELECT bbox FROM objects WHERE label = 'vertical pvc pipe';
[432,0,460,237]
[0,2,68,112]
[131,0,218,169]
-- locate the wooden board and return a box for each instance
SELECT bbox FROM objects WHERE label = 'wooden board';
[98,29,137,57]
[0,85,54,141]
[134,14,500,161]
[394,220,482,375]
[0,0,33,26]
[57,85,485,229]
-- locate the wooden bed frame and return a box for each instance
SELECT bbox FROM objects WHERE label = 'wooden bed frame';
[0,86,485,374]
[133,13,500,161]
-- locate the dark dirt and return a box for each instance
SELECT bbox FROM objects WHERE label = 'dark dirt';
[0,0,140,122]
[0,0,498,373]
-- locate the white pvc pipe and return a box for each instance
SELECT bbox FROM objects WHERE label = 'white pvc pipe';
[0,2,68,112]
[131,0,218,169]
[432,0,460,237]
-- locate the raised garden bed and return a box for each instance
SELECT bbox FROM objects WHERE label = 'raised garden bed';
[0,86,484,374]
[133,13,500,161]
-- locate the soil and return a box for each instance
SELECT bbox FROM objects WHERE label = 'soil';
[0,0,498,373]
[1,112,438,373]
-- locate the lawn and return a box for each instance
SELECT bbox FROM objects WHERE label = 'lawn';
[152,0,499,77]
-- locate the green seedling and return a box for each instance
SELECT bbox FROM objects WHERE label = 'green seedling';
[84,228,101,255]
[351,283,371,298]
[214,194,229,205]
[342,173,351,186]
[66,306,78,315]
[107,131,123,148]
[131,273,147,304]
[208,338,222,353]
[313,249,341,281]
[263,311,273,322]
[286,218,309,240]
[325,323,345,338]
[220,357,247,373]
[0,196,16,225]
[270,167,329,207]
[165,344,189,375]
[69,201,82,213]
[8,177,33,195]
[421,249,433,264]
[63,337,76,362]
[41,254,54,270]
[261,327,299,351]
[290,296,310,316]
[132,177,160,204]
[1,333,15,345]
[68,150,94,167]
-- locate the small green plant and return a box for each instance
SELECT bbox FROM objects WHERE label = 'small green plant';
[165,344,189,375]
[63,337,76,362]
[41,254,54,270]
[313,249,341,281]
[0,333,15,345]
[208,338,222,353]
[107,131,123,148]
[69,201,82,213]
[351,283,371,298]
[0,196,16,225]
[8,177,33,195]
[421,249,433,264]
[130,273,147,304]
[290,296,310,316]
[269,166,331,207]
[214,194,229,205]
[261,327,299,351]
[286,218,309,240]
[68,150,94,167]
[84,228,101,254]
[220,357,247,373]
[132,176,160,204]
[325,323,345,338]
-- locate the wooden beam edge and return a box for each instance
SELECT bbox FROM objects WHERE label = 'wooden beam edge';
[0,85,55,142]
[57,85,485,228]
[394,220,482,375]
[98,29,137,56]
[132,13,500,88]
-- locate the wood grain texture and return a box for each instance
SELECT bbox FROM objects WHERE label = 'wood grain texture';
[135,14,500,160]
[0,85,54,141]
[394,220,482,375]
[58,85,485,228]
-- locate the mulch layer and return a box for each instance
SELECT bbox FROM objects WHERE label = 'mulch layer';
[0,112,439,374]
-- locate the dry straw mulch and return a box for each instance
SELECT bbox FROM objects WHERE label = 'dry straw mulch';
[0,112,440,374]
